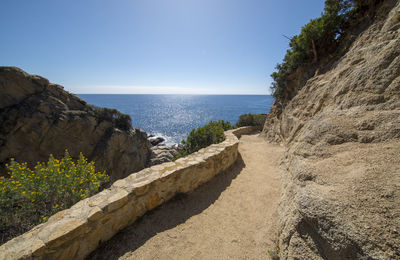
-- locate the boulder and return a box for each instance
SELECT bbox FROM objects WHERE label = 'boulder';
[149,136,165,146]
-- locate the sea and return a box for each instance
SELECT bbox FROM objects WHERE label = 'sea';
[78,94,274,145]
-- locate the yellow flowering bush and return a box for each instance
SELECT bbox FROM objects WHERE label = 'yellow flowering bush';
[0,151,109,244]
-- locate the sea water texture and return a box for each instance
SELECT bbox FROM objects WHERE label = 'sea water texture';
[79,94,274,145]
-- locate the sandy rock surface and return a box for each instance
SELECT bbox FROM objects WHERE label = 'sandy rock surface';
[262,1,400,258]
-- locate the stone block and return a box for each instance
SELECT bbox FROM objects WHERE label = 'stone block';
[0,229,46,260]
[105,189,129,212]
[38,217,89,250]
[45,239,80,260]
[88,189,111,210]
[47,209,68,222]
[145,192,162,210]
[87,206,104,222]
[134,181,152,196]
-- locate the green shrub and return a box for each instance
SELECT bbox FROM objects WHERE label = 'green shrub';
[175,120,232,159]
[217,120,234,131]
[0,151,109,244]
[236,113,267,127]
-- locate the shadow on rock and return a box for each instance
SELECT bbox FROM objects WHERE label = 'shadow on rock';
[87,154,246,260]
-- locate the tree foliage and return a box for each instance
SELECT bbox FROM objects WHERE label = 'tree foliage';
[271,0,364,98]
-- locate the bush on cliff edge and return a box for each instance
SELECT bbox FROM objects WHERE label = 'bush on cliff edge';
[175,120,232,159]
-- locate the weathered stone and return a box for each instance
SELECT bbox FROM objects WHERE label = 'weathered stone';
[150,164,165,172]
[105,189,129,212]
[68,198,91,219]
[74,229,104,260]
[46,239,80,260]
[47,209,68,222]
[0,67,152,181]
[88,189,111,210]
[145,193,162,211]
[134,181,152,196]
[87,206,104,222]
[38,218,89,249]
[112,179,128,189]
[0,229,46,260]
[100,214,113,225]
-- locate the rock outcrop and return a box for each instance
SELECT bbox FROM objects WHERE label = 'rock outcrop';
[0,67,152,182]
[262,1,400,259]
[148,135,165,146]
[149,145,179,166]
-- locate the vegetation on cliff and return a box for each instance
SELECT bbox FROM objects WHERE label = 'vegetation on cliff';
[264,0,400,257]
[0,151,109,244]
[270,0,382,99]
[91,106,132,131]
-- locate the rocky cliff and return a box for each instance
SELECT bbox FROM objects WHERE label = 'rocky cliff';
[0,67,151,182]
[262,1,400,259]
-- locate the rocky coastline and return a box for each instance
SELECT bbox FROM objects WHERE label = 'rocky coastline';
[0,67,155,182]
[146,134,184,166]
[0,66,187,183]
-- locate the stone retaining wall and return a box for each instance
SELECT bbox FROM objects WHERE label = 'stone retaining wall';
[0,126,259,260]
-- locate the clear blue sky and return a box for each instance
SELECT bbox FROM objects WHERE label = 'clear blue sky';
[1,0,325,94]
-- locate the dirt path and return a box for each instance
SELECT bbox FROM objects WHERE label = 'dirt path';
[88,134,284,260]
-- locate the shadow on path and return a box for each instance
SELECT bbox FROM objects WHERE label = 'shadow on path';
[87,154,245,260]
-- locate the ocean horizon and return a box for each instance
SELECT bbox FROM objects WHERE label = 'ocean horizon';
[79,94,274,144]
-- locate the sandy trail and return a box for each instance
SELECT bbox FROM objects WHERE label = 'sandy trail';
[88,134,284,260]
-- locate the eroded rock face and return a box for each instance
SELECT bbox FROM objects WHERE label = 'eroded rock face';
[0,67,151,182]
[262,1,400,259]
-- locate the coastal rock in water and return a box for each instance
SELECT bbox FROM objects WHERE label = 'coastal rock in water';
[149,136,165,146]
[149,145,179,166]
[262,1,400,259]
[0,67,152,182]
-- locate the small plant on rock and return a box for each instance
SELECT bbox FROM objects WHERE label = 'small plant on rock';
[267,246,280,260]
